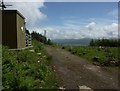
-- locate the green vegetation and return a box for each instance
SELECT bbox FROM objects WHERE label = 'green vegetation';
[2,40,58,90]
[62,46,119,66]
[61,39,120,66]
[90,39,120,47]
[31,31,53,45]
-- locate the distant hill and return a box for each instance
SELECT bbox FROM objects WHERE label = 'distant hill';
[52,38,91,46]
[52,38,119,46]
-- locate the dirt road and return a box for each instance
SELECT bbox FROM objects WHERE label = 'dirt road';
[44,46,119,90]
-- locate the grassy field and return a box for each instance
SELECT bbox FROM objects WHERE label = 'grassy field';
[62,46,119,66]
[2,40,58,90]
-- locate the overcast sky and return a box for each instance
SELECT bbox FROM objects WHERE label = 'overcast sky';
[4,1,118,39]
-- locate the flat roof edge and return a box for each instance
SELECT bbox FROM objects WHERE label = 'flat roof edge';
[2,10,25,19]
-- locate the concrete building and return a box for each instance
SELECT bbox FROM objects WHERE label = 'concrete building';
[2,10,26,49]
